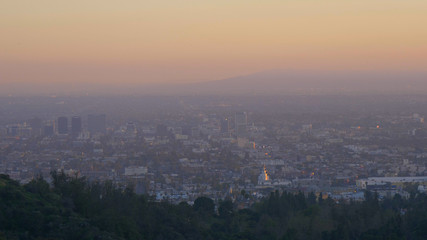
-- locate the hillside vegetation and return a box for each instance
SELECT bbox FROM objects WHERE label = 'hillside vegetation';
[1,173,427,240]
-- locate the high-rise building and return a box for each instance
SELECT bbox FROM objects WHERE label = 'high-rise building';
[28,117,42,136]
[57,116,68,134]
[7,125,19,137]
[43,124,54,136]
[71,116,82,136]
[235,112,247,137]
[220,118,230,133]
[88,114,106,134]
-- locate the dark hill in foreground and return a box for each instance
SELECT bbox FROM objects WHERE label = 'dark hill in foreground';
[1,173,427,240]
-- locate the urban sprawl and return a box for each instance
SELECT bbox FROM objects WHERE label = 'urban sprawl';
[1,96,427,208]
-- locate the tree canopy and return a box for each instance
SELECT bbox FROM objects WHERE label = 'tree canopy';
[1,173,427,240]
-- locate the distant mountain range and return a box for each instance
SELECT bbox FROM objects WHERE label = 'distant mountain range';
[2,69,427,96]
[144,69,427,95]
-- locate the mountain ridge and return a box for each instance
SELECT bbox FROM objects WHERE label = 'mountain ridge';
[158,69,427,95]
[2,69,427,96]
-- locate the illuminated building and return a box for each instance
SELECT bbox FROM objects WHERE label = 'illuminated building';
[258,165,271,185]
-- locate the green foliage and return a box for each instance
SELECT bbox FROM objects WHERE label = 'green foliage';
[1,173,427,240]
[219,199,234,219]
[193,196,215,216]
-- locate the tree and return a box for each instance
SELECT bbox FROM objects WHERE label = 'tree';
[193,196,215,216]
[218,199,234,219]
[308,192,317,205]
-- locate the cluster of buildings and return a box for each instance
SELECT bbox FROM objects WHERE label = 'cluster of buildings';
[2,114,106,138]
[1,101,427,205]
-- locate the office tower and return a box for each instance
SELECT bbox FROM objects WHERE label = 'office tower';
[57,116,68,134]
[43,124,54,136]
[235,112,247,137]
[28,117,42,136]
[7,125,19,137]
[302,124,313,135]
[71,116,82,136]
[88,114,106,134]
[220,118,230,133]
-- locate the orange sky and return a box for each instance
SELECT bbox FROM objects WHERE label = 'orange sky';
[1,0,426,85]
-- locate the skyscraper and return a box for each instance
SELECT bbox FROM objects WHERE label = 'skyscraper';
[43,124,54,136]
[71,116,82,136]
[57,116,68,134]
[235,112,247,137]
[220,118,230,133]
[88,114,106,134]
[28,117,42,136]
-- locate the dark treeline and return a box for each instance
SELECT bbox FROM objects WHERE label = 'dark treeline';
[1,173,427,240]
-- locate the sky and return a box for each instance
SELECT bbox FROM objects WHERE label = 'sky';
[1,0,426,91]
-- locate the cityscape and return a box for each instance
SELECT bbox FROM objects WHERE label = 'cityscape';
[2,0,427,239]
[2,95,427,206]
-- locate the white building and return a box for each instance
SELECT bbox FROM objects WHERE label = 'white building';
[125,166,148,176]
[356,176,427,189]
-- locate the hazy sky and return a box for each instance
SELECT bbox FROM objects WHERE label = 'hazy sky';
[1,0,426,88]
